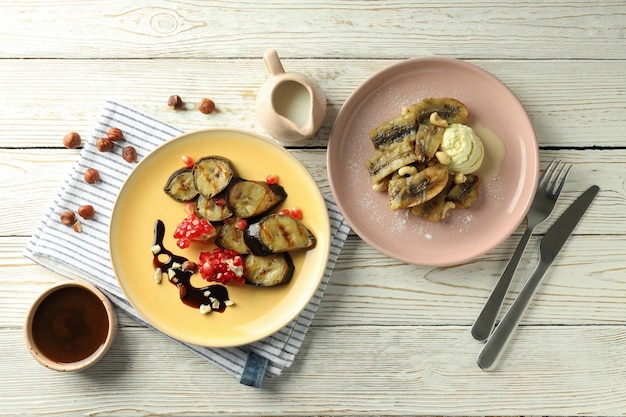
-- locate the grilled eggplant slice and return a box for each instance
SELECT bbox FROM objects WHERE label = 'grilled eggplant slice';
[163,168,198,202]
[369,111,417,149]
[366,134,420,184]
[192,156,235,199]
[447,174,480,208]
[388,163,449,210]
[195,194,233,223]
[226,178,287,219]
[245,253,294,286]
[409,98,469,126]
[215,218,249,254]
[244,214,316,255]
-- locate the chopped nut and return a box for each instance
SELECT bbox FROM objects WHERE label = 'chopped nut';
[96,137,114,152]
[199,304,212,314]
[210,297,221,310]
[454,172,467,184]
[63,132,81,149]
[172,262,182,270]
[106,127,124,142]
[72,221,82,233]
[150,244,161,255]
[84,168,100,184]
[122,146,137,163]
[199,98,216,114]
[168,95,184,110]
[224,300,235,307]
[441,201,456,218]
[167,268,176,280]
[372,180,389,192]
[203,290,212,297]
[153,267,163,284]
[60,210,76,226]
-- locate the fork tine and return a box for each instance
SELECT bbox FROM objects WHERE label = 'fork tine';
[539,159,560,189]
[549,163,571,197]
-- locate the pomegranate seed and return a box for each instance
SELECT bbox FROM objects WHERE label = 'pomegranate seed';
[235,219,247,230]
[173,214,216,248]
[181,154,194,168]
[266,174,278,184]
[184,202,195,214]
[278,209,291,217]
[215,196,227,207]
[198,248,246,286]
[290,206,303,220]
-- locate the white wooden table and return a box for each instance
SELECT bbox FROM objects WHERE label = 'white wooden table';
[2,1,625,415]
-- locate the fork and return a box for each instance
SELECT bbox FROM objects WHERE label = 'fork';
[471,159,571,341]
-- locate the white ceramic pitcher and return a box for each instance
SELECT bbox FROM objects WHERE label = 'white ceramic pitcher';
[256,49,327,143]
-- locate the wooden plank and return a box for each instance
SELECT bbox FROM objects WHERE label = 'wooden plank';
[3,325,626,415]
[5,232,626,328]
[0,1,624,60]
[0,59,625,148]
[0,148,621,235]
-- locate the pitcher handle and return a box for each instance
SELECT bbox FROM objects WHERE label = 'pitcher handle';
[263,49,285,76]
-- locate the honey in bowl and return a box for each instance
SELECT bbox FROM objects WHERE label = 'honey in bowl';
[24,281,116,371]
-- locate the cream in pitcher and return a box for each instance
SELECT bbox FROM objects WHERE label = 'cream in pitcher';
[256,49,327,143]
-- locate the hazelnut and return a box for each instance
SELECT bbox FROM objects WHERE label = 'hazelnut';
[106,127,124,142]
[182,261,198,273]
[122,145,137,163]
[63,132,81,149]
[96,137,114,152]
[73,221,83,233]
[84,168,100,184]
[60,211,76,226]
[199,98,216,114]
[168,95,184,110]
[77,204,96,219]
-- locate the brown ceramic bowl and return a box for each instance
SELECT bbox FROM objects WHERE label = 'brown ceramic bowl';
[24,280,117,371]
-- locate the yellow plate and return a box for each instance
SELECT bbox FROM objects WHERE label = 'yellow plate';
[110,129,330,348]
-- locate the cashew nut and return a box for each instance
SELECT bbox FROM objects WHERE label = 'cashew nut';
[398,166,418,176]
[435,151,451,166]
[441,201,456,218]
[429,112,449,128]
[401,106,409,115]
[372,179,389,192]
[454,172,467,184]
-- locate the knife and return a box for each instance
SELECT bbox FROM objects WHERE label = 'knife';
[477,185,599,370]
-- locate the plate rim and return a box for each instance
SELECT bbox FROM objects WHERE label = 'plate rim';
[327,56,539,266]
[109,127,331,347]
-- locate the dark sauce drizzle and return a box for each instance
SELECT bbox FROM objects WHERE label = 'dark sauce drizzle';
[152,220,230,313]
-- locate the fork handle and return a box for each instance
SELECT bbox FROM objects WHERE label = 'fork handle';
[477,258,551,370]
[471,226,534,341]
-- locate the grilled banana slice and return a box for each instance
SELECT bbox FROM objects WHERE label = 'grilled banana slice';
[244,214,316,255]
[366,134,420,184]
[415,124,444,164]
[411,176,455,221]
[409,98,469,126]
[388,163,449,210]
[163,168,198,202]
[369,111,417,149]
[447,174,480,208]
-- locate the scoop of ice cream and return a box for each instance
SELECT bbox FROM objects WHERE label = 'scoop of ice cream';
[440,124,484,174]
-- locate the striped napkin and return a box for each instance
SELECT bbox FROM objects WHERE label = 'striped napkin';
[23,100,350,387]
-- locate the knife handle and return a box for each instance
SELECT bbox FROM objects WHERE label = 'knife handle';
[471,226,534,341]
[477,258,551,370]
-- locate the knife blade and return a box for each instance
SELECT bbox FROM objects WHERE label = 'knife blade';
[477,185,599,370]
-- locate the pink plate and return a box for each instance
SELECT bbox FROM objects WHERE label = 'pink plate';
[327,57,539,266]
